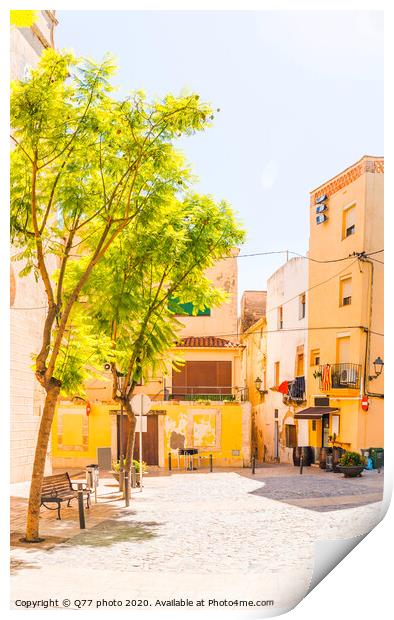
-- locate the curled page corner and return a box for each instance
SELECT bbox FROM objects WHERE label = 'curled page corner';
[308,535,367,594]
[307,491,389,596]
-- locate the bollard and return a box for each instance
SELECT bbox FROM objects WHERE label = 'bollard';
[77,483,86,529]
[119,454,125,493]
[209,453,213,472]
[130,465,136,488]
[124,470,130,507]
[252,455,256,474]
[300,454,304,475]
[168,452,172,471]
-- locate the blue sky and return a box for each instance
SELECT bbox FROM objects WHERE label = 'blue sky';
[56,10,383,297]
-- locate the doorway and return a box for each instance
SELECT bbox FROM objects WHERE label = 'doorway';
[117,414,159,466]
[322,414,330,448]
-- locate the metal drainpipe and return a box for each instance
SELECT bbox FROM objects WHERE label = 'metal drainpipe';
[362,257,384,399]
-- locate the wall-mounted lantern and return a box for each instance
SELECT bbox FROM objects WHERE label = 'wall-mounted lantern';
[255,377,266,393]
[369,356,384,381]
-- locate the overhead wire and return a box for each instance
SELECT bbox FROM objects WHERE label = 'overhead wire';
[10,249,384,310]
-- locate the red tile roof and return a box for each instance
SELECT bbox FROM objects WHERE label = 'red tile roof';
[176,336,239,348]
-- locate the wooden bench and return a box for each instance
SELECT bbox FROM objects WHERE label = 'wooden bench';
[40,472,91,520]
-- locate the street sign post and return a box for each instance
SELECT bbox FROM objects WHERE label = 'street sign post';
[130,393,151,491]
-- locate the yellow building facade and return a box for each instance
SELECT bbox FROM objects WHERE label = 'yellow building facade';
[240,318,267,460]
[302,156,384,454]
[52,253,252,470]
[52,399,251,470]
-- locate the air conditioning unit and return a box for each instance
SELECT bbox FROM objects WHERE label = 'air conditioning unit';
[340,368,357,385]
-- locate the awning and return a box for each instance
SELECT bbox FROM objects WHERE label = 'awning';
[294,406,339,420]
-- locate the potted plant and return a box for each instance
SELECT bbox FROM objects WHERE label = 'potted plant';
[337,451,366,477]
[111,459,148,485]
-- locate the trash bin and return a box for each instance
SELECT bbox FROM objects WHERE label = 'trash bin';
[325,453,333,472]
[300,446,314,466]
[86,464,99,502]
[369,448,384,470]
[332,447,345,472]
[319,447,332,469]
[293,447,301,466]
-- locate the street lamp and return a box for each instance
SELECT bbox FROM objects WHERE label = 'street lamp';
[369,356,384,381]
[254,377,266,393]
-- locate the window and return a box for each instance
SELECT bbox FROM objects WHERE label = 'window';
[274,362,280,386]
[277,306,283,330]
[285,425,297,448]
[172,361,232,398]
[332,415,340,436]
[342,205,356,239]
[310,349,320,366]
[336,336,351,364]
[339,276,352,306]
[299,293,306,319]
[296,353,304,377]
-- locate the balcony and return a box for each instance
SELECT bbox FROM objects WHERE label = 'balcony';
[283,376,306,404]
[317,363,361,390]
[164,386,249,402]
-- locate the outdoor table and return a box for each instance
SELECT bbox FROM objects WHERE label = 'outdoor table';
[178,448,199,470]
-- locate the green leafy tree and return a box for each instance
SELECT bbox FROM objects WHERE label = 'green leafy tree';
[11,49,216,541]
[78,195,244,480]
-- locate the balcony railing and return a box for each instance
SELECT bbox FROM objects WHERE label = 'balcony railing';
[318,363,361,390]
[165,386,249,402]
[283,376,306,404]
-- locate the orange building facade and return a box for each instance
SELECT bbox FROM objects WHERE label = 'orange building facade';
[303,156,384,454]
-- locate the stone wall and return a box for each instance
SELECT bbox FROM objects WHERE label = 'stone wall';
[239,290,267,333]
[10,12,57,482]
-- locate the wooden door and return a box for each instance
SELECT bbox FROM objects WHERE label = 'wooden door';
[117,414,159,465]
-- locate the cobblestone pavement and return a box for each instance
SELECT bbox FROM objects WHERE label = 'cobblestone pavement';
[11,469,385,612]
[249,469,383,511]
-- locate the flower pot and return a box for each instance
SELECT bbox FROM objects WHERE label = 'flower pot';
[111,471,141,486]
[337,465,364,478]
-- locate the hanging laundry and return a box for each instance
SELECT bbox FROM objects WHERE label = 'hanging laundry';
[278,380,289,395]
[322,364,331,391]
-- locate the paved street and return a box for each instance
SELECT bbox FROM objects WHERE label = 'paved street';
[11,467,384,614]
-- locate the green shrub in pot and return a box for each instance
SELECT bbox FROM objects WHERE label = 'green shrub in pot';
[339,451,365,467]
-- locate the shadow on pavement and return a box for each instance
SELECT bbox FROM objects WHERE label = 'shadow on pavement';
[249,473,384,512]
[64,518,161,548]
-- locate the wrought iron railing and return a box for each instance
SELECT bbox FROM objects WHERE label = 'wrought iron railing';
[165,386,249,402]
[284,376,306,403]
[318,363,361,390]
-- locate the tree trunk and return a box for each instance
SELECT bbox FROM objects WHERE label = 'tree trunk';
[124,400,137,488]
[24,382,61,542]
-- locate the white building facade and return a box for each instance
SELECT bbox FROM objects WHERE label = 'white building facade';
[261,257,308,463]
[10,12,58,482]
